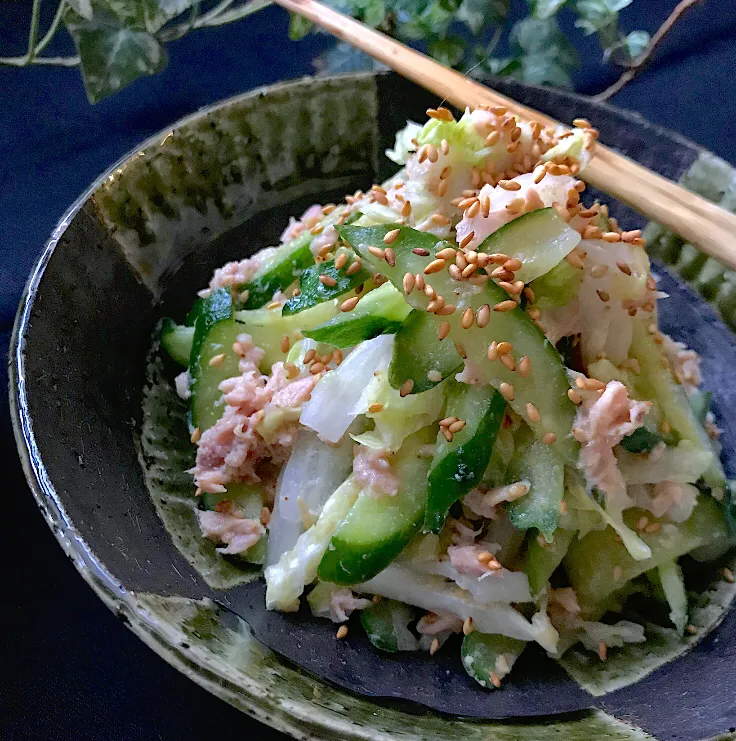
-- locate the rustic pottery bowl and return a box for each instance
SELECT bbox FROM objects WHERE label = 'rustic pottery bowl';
[10,72,736,741]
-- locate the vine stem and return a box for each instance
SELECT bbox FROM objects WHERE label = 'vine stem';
[593,0,702,101]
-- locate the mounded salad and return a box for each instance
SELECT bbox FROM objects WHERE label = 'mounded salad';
[161,105,734,689]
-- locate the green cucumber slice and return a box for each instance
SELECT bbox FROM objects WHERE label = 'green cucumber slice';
[303,282,411,348]
[389,309,463,394]
[359,599,416,653]
[317,433,432,585]
[461,631,527,689]
[424,382,505,533]
[477,208,580,284]
[189,289,241,431]
[161,319,194,366]
[339,223,578,462]
[523,527,575,597]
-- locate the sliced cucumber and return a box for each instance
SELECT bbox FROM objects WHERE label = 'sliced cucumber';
[477,208,580,284]
[523,527,575,597]
[360,599,417,653]
[317,432,432,585]
[339,224,578,462]
[234,299,338,370]
[282,255,370,316]
[189,289,241,431]
[201,482,267,564]
[564,496,728,612]
[529,259,582,310]
[389,309,463,394]
[461,631,527,689]
[161,319,195,366]
[424,382,505,533]
[239,208,349,309]
[303,282,411,348]
[505,424,565,537]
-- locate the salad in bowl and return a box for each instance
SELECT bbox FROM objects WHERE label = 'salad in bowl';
[159,105,733,689]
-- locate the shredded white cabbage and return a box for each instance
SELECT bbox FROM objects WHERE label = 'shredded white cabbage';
[385,121,422,165]
[657,560,688,634]
[617,441,713,485]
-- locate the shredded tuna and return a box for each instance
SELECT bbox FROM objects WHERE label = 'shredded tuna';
[416,612,464,636]
[448,545,496,577]
[463,488,498,519]
[198,509,264,555]
[661,333,702,392]
[280,204,324,243]
[327,587,372,622]
[455,173,577,251]
[575,380,651,511]
[631,481,698,523]
[199,250,275,298]
[175,370,191,400]
[191,335,318,493]
[353,445,399,496]
[449,517,482,547]
[310,225,338,256]
[455,357,485,385]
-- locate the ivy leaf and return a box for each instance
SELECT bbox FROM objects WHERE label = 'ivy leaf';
[483,56,522,76]
[289,13,313,40]
[623,29,649,58]
[532,0,568,20]
[508,17,578,88]
[574,0,631,35]
[65,2,167,103]
[144,0,200,32]
[315,42,387,74]
[456,0,507,34]
[428,37,465,67]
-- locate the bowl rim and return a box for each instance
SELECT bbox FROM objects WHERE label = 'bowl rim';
[8,70,718,740]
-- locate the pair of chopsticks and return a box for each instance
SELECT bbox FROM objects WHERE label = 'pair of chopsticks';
[275,0,736,270]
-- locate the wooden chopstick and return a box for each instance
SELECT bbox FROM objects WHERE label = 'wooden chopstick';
[275,0,736,271]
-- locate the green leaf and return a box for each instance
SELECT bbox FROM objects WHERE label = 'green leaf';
[623,29,650,58]
[574,0,630,35]
[533,0,568,19]
[289,12,313,39]
[65,3,167,103]
[483,56,523,77]
[315,42,386,74]
[428,36,465,67]
[457,0,508,33]
[507,17,578,87]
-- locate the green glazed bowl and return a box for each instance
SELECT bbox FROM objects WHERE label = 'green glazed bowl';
[11,72,736,741]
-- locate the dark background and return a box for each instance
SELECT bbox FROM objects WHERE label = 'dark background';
[2,1,736,739]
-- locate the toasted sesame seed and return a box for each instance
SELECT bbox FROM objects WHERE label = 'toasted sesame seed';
[441,138,450,155]
[333,349,343,365]
[310,362,325,375]
[259,506,272,526]
[427,298,444,313]
[621,229,641,243]
[559,500,568,514]
[500,382,515,401]
[319,274,337,287]
[480,194,491,218]
[427,370,443,382]
[636,516,649,532]
[616,260,632,276]
[449,419,466,434]
[572,427,586,443]
[489,253,511,265]
[723,568,735,583]
[573,117,592,129]
[598,641,607,661]
[496,341,512,355]
[424,258,446,275]
[427,106,454,122]
[487,342,498,361]
[460,307,474,329]
[278,335,290,354]
[442,427,454,442]
[477,550,493,563]
[454,342,467,359]
[415,273,426,291]
[459,232,475,249]
[455,252,468,270]
[543,432,557,445]
[437,179,449,197]
[340,296,360,312]
[494,300,517,312]
[429,638,440,655]
[499,353,515,371]
[486,130,501,146]
[190,427,201,443]
[439,304,457,315]
[518,356,531,378]
[400,378,414,397]
[686,624,698,635]
[322,204,336,215]
[334,252,348,270]
[602,231,621,243]
[462,263,478,278]
[583,225,602,240]
[597,289,610,303]
[463,617,474,636]
[612,565,623,582]
[384,247,396,267]
[368,245,385,260]
[346,260,362,276]
[311,224,324,235]
[590,264,608,279]
[436,247,457,260]
[336,625,349,640]
[489,671,502,688]
[498,179,521,191]
[383,228,401,245]
[368,402,384,413]
[566,250,585,269]
[476,304,491,328]
[403,272,416,295]
[526,402,540,423]
[209,353,227,367]
[401,200,412,218]
[467,200,481,218]
[503,258,523,272]
[505,197,525,215]
[645,522,661,534]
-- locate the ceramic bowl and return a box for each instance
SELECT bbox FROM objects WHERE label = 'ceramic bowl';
[10,72,736,741]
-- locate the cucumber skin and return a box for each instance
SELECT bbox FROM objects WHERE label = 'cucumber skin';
[161,319,195,366]
[461,632,527,688]
[523,528,575,597]
[424,384,505,533]
[282,259,370,316]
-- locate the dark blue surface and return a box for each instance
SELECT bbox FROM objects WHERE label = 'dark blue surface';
[2,2,736,739]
